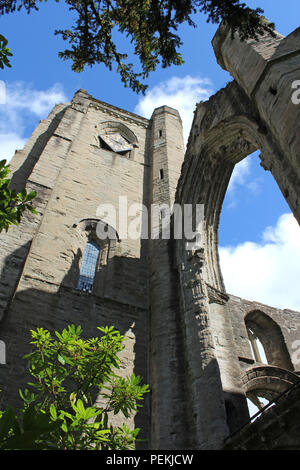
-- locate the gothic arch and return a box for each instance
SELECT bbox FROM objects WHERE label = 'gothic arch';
[98,120,138,145]
[175,79,298,292]
[63,218,120,291]
[73,218,120,242]
[97,120,138,159]
[245,310,293,370]
[172,75,300,444]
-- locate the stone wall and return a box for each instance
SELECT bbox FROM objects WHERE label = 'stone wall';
[173,23,300,449]
[227,295,300,373]
[148,106,188,449]
[224,381,300,450]
[0,90,152,443]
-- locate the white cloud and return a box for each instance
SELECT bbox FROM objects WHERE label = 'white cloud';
[135,75,213,144]
[228,158,251,193]
[219,213,300,311]
[5,82,67,116]
[0,82,67,161]
[0,133,27,161]
[226,153,264,207]
[225,159,253,209]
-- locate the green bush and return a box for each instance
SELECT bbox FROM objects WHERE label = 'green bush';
[0,324,149,450]
[0,159,37,232]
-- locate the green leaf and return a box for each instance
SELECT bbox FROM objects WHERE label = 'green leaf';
[0,406,17,441]
[57,354,66,365]
[76,399,85,417]
[49,404,57,420]
[19,188,27,201]
[25,191,37,201]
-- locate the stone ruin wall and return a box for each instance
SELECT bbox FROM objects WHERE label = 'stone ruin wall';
[172,22,300,449]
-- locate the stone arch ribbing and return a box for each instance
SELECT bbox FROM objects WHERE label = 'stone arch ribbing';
[98,120,139,145]
[242,365,299,399]
[175,79,298,290]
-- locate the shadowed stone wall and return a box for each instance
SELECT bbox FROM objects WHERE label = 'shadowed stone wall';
[0,90,154,445]
[173,22,300,449]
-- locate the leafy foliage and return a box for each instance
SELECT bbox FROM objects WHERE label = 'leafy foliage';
[0,0,275,93]
[0,325,149,450]
[0,34,12,69]
[0,159,37,232]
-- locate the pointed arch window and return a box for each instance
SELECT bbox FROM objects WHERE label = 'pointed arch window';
[77,241,100,293]
[245,310,293,370]
[97,121,138,160]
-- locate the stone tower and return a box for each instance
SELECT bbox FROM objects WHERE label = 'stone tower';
[0,22,300,450]
[0,90,186,447]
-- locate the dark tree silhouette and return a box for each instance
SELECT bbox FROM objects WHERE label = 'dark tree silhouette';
[0,0,275,93]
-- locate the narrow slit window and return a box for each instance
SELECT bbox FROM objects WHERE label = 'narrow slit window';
[158,130,163,138]
[77,241,100,293]
[159,169,164,180]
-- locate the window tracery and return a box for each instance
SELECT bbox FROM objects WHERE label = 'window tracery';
[77,240,100,293]
[97,121,138,159]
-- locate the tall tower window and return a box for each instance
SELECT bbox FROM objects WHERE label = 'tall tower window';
[77,241,100,293]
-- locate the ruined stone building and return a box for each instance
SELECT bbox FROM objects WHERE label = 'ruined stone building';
[0,22,300,450]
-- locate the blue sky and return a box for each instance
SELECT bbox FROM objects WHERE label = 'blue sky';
[1,0,300,311]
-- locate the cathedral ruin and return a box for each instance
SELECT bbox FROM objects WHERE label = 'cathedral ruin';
[0,21,300,449]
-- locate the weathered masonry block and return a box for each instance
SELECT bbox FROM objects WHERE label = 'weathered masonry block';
[0,21,300,450]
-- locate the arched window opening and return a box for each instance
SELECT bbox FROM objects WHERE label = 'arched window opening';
[77,241,100,293]
[218,150,300,313]
[99,133,133,158]
[247,327,268,364]
[97,121,138,160]
[245,311,293,370]
[71,218,120,294]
